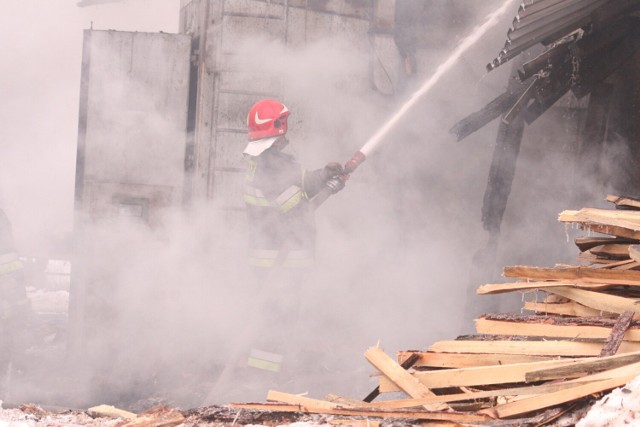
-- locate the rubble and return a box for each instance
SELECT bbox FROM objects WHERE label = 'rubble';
[230,194,640,425]
[5,194,640,425]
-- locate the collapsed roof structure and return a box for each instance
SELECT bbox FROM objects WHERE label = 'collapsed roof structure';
[451,0,640,238]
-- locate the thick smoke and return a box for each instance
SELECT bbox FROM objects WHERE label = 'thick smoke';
[4,0,628,412]
[0,0,179,250]
[207,0,521,400]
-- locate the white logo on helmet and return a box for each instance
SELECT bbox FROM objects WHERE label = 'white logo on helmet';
[254,112,273,125]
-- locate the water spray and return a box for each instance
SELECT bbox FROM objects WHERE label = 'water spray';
[339,0,515,178]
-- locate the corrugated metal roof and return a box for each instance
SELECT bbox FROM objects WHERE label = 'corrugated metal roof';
[487,0,609,71]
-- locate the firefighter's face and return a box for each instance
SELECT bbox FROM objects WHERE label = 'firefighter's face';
[272,135,289,150]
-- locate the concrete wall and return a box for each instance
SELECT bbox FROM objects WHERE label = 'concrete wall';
[75,30,191,226]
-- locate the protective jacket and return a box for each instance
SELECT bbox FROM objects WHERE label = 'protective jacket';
[243,148,325,268]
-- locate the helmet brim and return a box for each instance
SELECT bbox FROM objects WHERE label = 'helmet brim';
[243,136,278,156]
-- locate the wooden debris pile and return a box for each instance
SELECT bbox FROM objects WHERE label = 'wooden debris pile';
[231,194,640,426]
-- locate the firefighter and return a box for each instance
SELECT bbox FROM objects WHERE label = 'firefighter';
[241,98,344,376]
[243,99,345,269]
[204,100,346,403]
[0,209,33,392]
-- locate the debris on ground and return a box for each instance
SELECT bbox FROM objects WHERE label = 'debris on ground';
[232,194,640,425]
[4,194,640,426]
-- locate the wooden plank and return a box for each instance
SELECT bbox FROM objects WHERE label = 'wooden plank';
[396,351,558,368]
[117,406,185,427]
[268,390,354,410]
[575,236,637,252]
[252,392,491,423]
[560,208,640,232]
[526,351,640,381]
[544,294,570,303]
[503,265,640,286]
[523,300,613,317]
[475,317,640,341]
[483,376,632,419]
[630,245,640,264]
[578,222,640,241]
[229,402,302,411]
[384,362,640,409]
[379,357,590,391]
[607,194,640,210]
[601,311,635,356]
[613,260,640,271]
[577,254,621,265]
[588,243,632,260]
[601,259,637,269]
[329,419,380,427]
[363,347,449,411]
[559,211,640,240]
[477,280,613,295]
[88,404,137,419]
[428,339,640,356]
[375,379,598,407]
[547,287,640,319]
[481,361,640,419]
[324,394,373,408]
[363,351,419,402]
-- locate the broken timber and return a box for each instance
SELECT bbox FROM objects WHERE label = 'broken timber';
[600,311,635,356]
[475,313,640,340]
[236,197,640,426]
[363,346,449,411]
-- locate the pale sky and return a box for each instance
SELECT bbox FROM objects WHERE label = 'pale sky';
[0,0,180,250]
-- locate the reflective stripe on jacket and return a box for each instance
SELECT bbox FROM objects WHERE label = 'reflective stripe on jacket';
[243,148,325,268]
[0,252,23,276]
[248,248,314,269]
[243,182,306,213]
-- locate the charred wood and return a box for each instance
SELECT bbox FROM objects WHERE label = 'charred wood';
[600,311,635,356]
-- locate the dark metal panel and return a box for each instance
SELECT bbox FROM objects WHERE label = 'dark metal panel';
[571,20,640,98]
[488,0,608,71]
[507,0,603,42]
[515,0,584,23]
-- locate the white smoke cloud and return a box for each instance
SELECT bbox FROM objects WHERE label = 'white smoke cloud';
[7,0,628,411]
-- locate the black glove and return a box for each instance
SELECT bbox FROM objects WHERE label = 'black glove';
[323,162,344,181]
[325,177,346,194]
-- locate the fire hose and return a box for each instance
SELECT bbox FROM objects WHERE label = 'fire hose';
[311,0,513,209]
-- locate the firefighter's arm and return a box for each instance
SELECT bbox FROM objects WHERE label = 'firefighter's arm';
[303,163,345,199]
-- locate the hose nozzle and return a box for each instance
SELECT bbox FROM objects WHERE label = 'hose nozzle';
[344,151,366,175]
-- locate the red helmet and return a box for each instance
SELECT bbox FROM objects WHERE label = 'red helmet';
[246,99,289,141]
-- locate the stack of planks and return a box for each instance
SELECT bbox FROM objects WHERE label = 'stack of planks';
[232,195,640,426]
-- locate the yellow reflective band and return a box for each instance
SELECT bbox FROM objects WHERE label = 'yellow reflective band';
[0,260,23,275]
[278,190,305,213]
[247,348,283,372]
[249,257,276,268]
[276,185,301,204]
[246,158,257,181]
[247,357,281,372]
[0,252,19,264]
[243,194,271,207]
[249,249,313,269]
[249,249,277,268]
[275,185,305,213]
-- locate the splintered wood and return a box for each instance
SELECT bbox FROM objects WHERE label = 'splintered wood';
[231,195,640,426]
